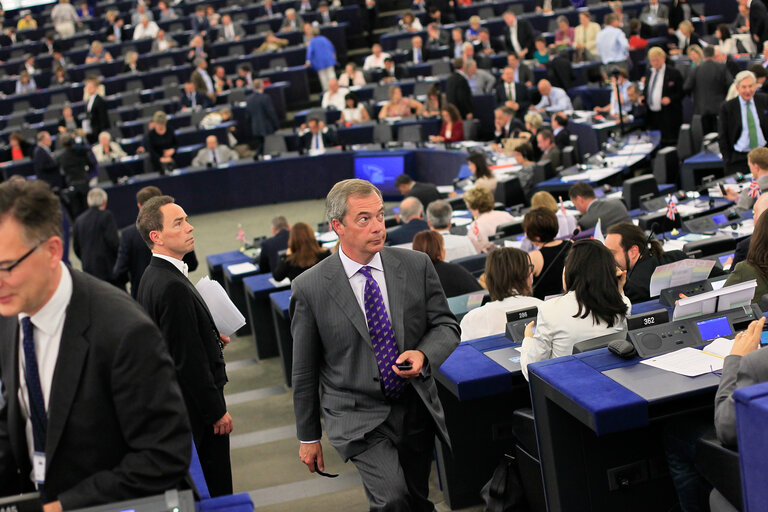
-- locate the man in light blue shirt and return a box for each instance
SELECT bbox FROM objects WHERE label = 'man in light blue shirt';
[532,79,573,112]
[595,13,629,66]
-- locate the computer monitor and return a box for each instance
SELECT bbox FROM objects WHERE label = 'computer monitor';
[354,155,405,196]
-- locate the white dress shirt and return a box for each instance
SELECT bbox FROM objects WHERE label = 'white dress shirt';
[153,253,189,277]
[595,25,629,64]
[508,24,522,54]
[321,86,350,110]
[647,64,665,112]
[18,262,72,472]
[534,86,573,111]
[198,68,214,94]
[460,294,543,341]
[363,52,391,70]
[520,291,631,380]
[735,96,767,152]
[338,247,392,321]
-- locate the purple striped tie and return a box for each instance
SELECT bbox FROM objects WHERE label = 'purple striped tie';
[358,266,405,399]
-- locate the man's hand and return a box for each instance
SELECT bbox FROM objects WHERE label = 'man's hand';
[661,97,671,106]
[724,187,739,201]
[43,502,63,512]
[505,100,519,110]
[213,412,233,435]
[299,441,324,472]
[731,317,766,357]
[219,334,231,347]
[393,350,425,378]
[617,267,627,294]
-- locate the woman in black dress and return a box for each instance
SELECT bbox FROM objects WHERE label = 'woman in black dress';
[272,222,331,281]
[523,207,571,300]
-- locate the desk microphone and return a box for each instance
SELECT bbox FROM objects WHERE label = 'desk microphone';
[532,228,579,292]
[626,222,659,283]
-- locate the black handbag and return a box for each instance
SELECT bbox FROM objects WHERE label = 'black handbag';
[480,454,528,512]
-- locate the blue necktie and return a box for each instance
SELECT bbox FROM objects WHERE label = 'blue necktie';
[358,266,405,399]
[21,317,47,494]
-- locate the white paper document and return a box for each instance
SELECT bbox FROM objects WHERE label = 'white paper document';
[195,276,246,337]
[649,259,715,297]
[269,277,291,287]
[640,347,724,377]
[227,262,258,275]
[437,185,455,194]
[702,337,734,358]
[452,217,473,226]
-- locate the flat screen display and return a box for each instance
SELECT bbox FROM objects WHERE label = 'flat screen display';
[354,156,404,196]
[711,214,727,225]
[696,316,733,341]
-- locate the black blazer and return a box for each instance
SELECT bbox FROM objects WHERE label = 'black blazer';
[547,54,574,90]
[272,250,332,281]
[122,62,148,73]
[554,128,570,149]
[643,65,684,128]
[0,269,191,509]
[445,71,474,119]
[669,0,699,32]
[246,91,280,137]
[114,224,198,298]
[503,19,535,56]
[32,145,62,189]
[72,207,120,283]
[138,258,228,431]
[683,60,732,116]
[433,260,482,298]
[494,81,530,116]
[180,91,213,109]
[58,146,91,184]
[718,94,768,164]
[87,95,110,144]
[387,218,430,245]
[407,182,442,208]
[750,0,768,46]
[299,129,338,153]
[259,229,290,273]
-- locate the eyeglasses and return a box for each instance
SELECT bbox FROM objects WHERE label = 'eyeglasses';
[0,242,42,278]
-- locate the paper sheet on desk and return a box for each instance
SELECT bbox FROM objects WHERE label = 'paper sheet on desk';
[437,185,455,194]
[269,277,291,287]
[649,259,716,297]
[227,262,258,275]
[662,239,687,252]
[195,277,246,337]
[617,143,655,155]
[702,337,735,358]
[640,347,724,377]
[560,167,620,182]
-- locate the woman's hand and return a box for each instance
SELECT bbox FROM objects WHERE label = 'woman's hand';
[524,321,536,338]
[731,317,766,357]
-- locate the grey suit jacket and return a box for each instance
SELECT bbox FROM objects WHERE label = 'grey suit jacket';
[640,4,668,20]
[715,349,768,447]
[191,145,238,167]
[473,69,496,94]
[577,198,631,230]
[683,60,732,116]
[290,248,460,459]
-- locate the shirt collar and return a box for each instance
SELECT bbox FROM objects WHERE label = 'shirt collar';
[19,262,72,337]
[740,95,754,107]
[338,246,384,279]
[153,253,189,277]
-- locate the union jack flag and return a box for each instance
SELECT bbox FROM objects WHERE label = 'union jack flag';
[748,180,762,199]
[666,197,677,221]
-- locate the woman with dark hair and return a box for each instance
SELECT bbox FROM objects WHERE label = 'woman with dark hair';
[459,247,542,340]
[467,152,497,194]
[430,104,464,143]
[413,230,481,299]
[725,213,768,302]
[7,132,32,161]
[716,24,738,55]
[523,208,571,300]
[339,92,370,124]
[423,83,445,117]
[272,222,331,281]
[520,239,630,379]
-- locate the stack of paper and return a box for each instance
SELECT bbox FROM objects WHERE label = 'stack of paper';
[195,277,246,337]
[639,347,724,377]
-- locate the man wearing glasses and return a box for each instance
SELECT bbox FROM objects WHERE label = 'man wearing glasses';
[0,180,191,511]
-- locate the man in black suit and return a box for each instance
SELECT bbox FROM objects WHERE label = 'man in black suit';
[495,65,529,118]
[507,52,534,87]
[57,134,91,220]
[180,81,212,110]
[643,47,683,146]
[259,215,290,273]
[502,10,534,58]
[136,196,233,497]
[493,106,522,143]
[388,197,431,245]
[395,174,441,208]
[684,45,732,135]
[446,58,474,119]
[407,36,427,65]
[83,76,110,145]
[113,186,198,297]
[745,0,768,48]
[719,71,768,174]
[32,131,62,190]
[381,57,406,82]
[0,180,191,510]
[552,113,570,149]
[246,79,280,156]
[474,28,500,70]
[72,188,120,287]
[425,22,448,49]
[299,118,337,153]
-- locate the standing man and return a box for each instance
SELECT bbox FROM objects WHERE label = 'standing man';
[246,79,280,157]
[718,71,768,174]
[83,76,109,145]
[136,196,233,497]
[32,131,61,189]
[643,47,683,146]
[72,188,121,287]
[446,57,474,119]
[502,10,534,58]
[595,13,629,71]
[684,45,732,135]
[191,57,216,103]
[0,180,191,510]
[744,0,768,48]
[305,26,337,91]
[291,179,460,511]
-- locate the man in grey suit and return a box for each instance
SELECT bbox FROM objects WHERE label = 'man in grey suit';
[191,135,238,167]
[466,59,496,94]
[569,181,631,231]
[640,0,668,22]
[245,79,280,157]
[291,179,460,511]
[683,46,732,135]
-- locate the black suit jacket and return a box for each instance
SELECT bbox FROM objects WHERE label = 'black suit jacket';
[503,20,535,55]
[446,71,474,119]
[246,91,280,137]
[138,258,228,432]
[259,229,290,273]
[547,55,574,90]
[494,80,530,117]
[32,145,62,189]
[299,129,337,153]
[751,0,768,47]
[113,224,198,297]
[554,128,570,149]
[387,218,430,245]
[407,182,442,208]
[122,62,148,73]
[73,207,120,283]
[0,269,191,509]
[87,95,110,144]
[433,260,482,298]
[58,146,91,184]
[718,94,768,165]
[643,65,684,129]
[624,250,688,304]
[180,91,213,109]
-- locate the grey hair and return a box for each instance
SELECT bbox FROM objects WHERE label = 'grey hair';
[399,197,424,222]
[426,199,453,229]
[734,70,757,89]
[98,131,111,142]
[87,187,108,207]
[271,215,289,230]
[325,179,383,225]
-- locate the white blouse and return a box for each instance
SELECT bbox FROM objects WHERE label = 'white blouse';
[460,295,543,341]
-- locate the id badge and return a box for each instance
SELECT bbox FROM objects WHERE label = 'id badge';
[33,452,45,484]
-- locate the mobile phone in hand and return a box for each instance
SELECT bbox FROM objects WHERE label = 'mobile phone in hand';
[396,362,413,371]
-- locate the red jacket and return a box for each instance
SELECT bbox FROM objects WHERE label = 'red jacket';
[439,120,464,142]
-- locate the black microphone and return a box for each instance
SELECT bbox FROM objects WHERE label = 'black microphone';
[626,222,658,283]
[532,228,579,292]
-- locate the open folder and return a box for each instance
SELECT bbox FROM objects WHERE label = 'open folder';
[195,276,246,337]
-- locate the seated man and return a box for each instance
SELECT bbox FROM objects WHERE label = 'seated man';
[537,128,560,169]
[427,199,478,259]
[320,78,349,110]
[363,43,391,70]
[259,216,290,273]
[569,181,631,230]
[532,79,573,113]
[298,118,337,152]
[723,147,768,211]
[552,112,570,149]
[191,135,238,167]
[394,174,441,208]
[388,196,430,245]
[605,222,688,303]
[180,81,212,110]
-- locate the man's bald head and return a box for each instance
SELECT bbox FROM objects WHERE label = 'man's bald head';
[399,196,424,222]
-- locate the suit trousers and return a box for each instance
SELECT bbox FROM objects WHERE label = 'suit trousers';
[350,386,436,512]
[191,388,233,497]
